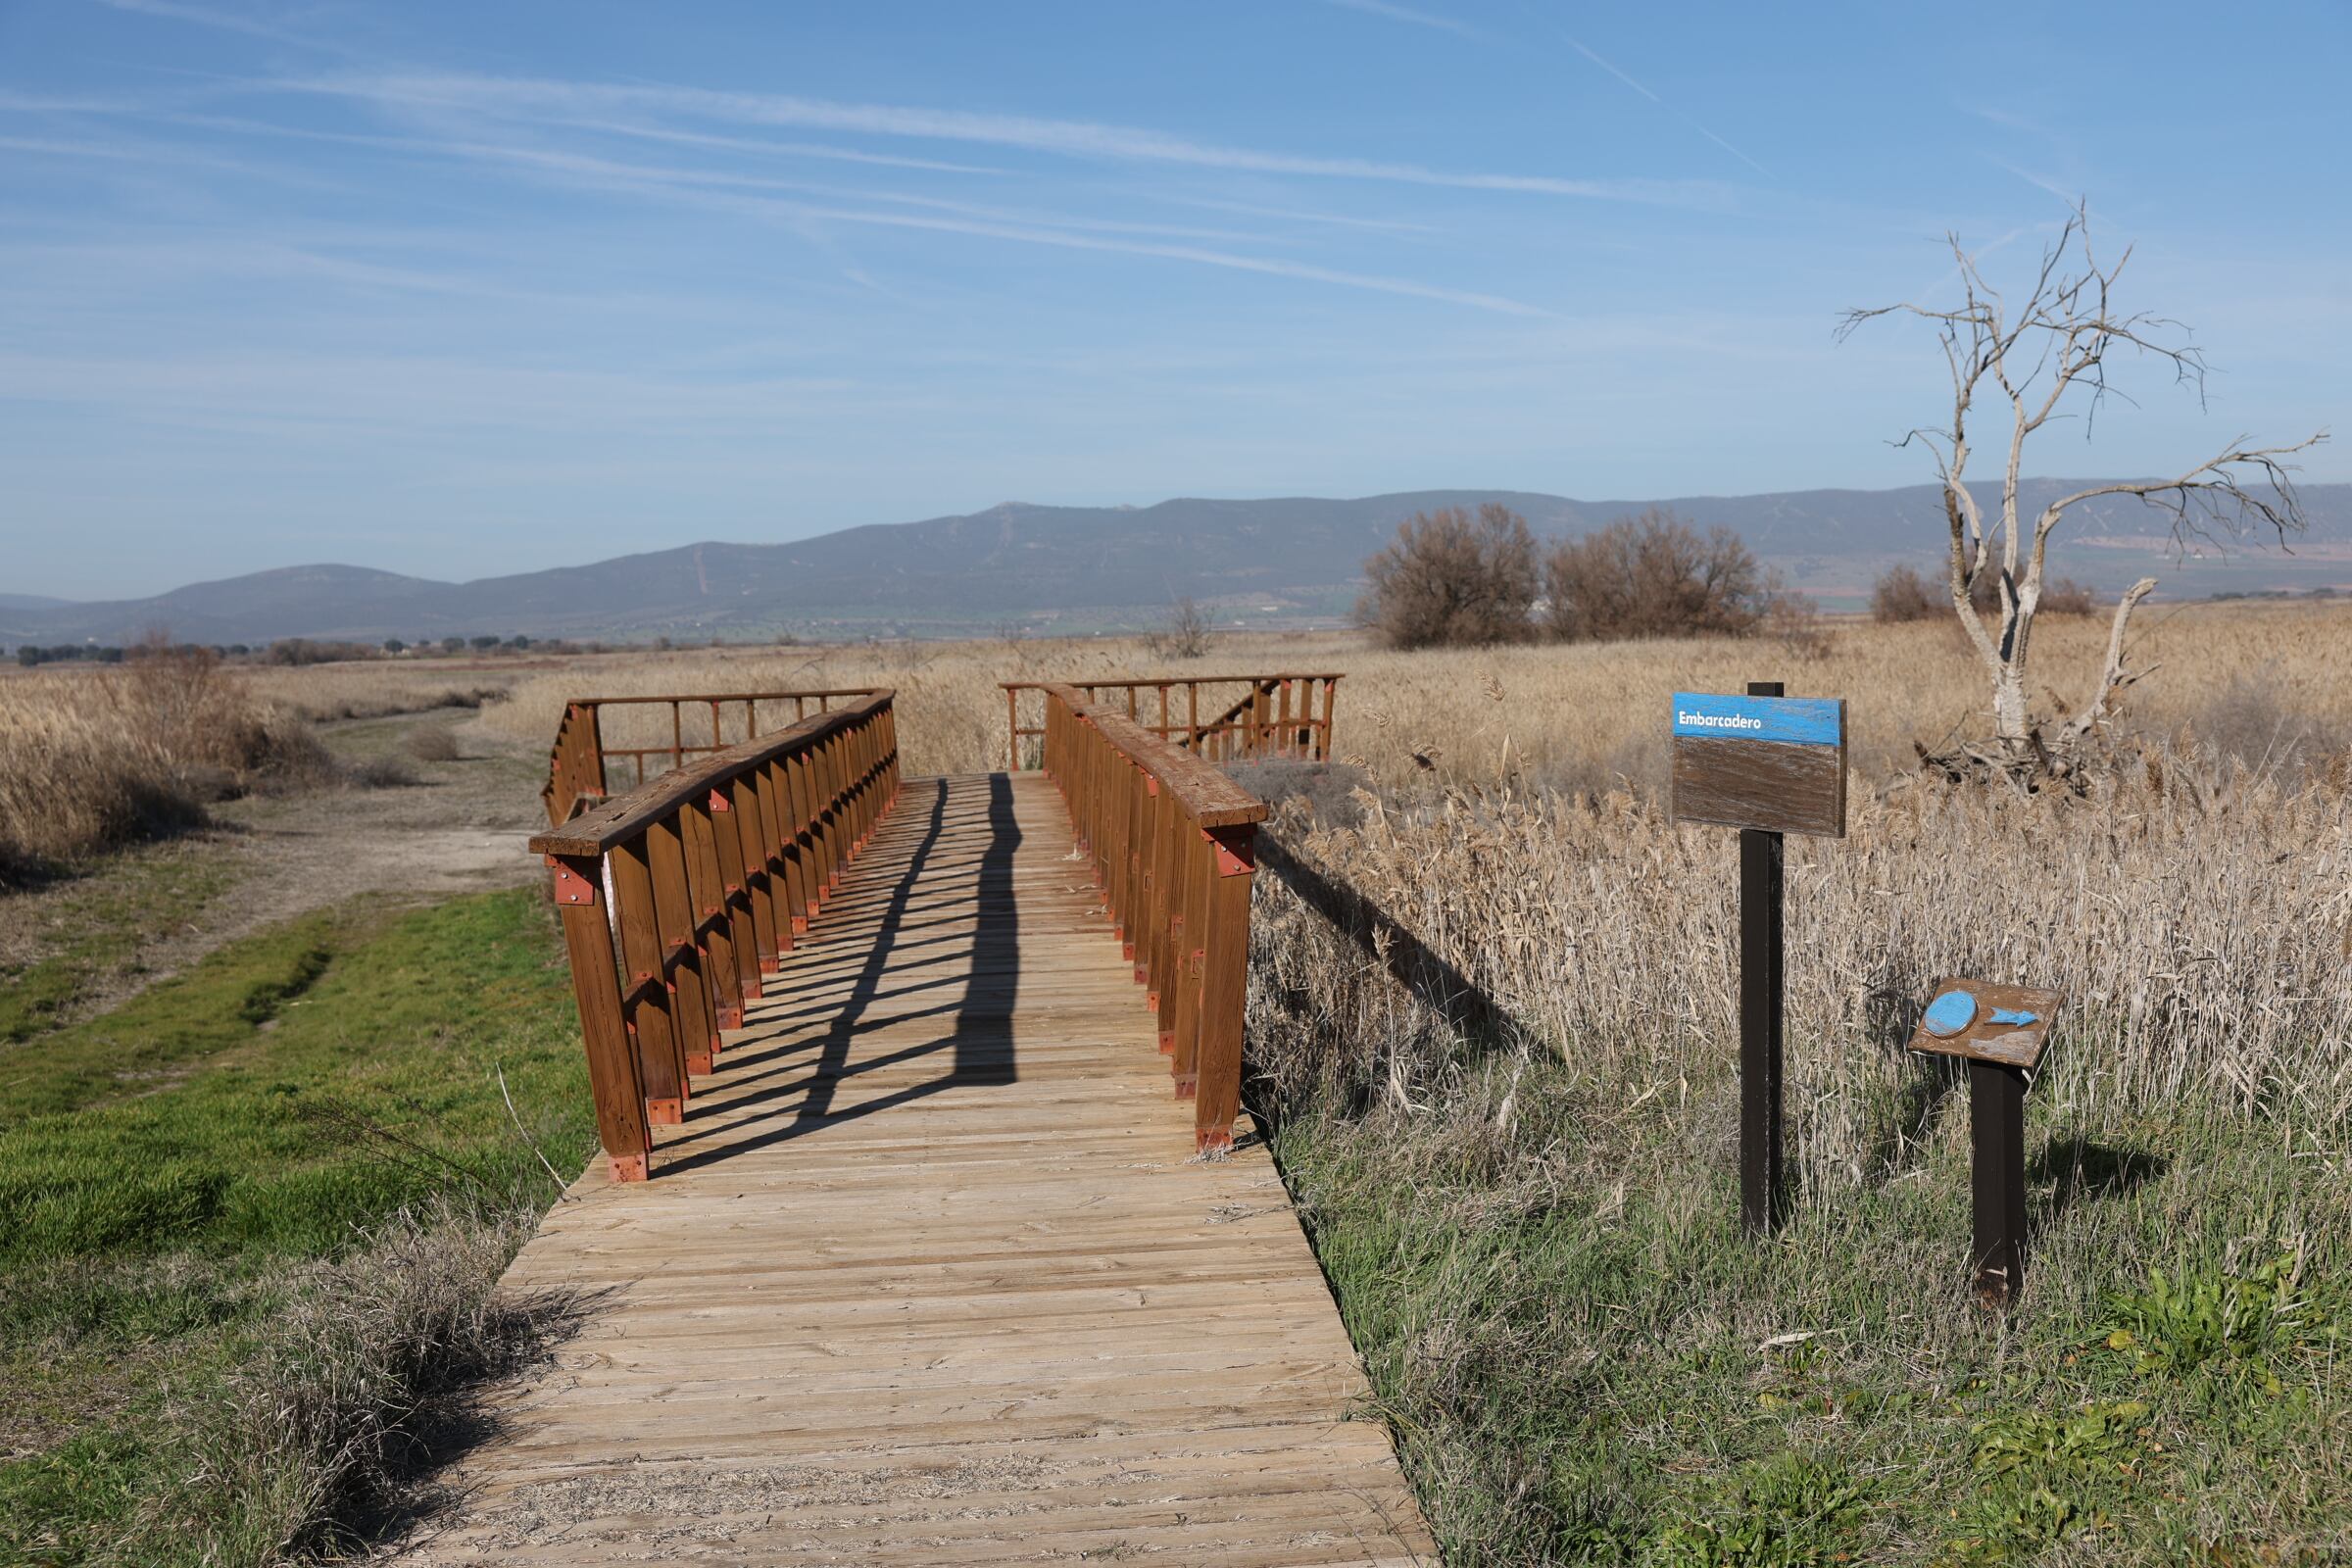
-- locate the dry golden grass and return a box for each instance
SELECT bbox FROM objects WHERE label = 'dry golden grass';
[1252,752,2352,1181]
[0,654,333,874]
[459,598,2352,795]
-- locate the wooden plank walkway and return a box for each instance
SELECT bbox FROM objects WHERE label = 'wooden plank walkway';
[399,772,1433,1565]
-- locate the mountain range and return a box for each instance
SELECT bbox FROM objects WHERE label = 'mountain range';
[7,481,2347,647]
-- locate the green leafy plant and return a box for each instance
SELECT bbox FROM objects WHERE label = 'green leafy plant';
[1649,1453,1872,1567]
[1937,1488,2093,1565]
[1973,1401,2150,1477]
[2102,1252,2328,1391]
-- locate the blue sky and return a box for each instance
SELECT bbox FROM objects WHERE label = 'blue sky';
[1,0,2344,599]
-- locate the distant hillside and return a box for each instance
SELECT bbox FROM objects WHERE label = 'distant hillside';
[8,481,2347,646]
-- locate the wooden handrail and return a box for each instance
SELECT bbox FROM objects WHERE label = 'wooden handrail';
[542,687,883,825]
[1035,682,1263,1152]
[531,690,901,1181]
[1001,673,1341,770]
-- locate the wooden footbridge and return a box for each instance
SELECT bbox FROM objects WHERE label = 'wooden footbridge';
[405,678,1431,1563]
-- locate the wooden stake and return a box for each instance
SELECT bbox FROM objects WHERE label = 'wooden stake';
[1740,679,1787,1236]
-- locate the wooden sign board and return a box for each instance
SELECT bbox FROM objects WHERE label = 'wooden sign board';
[1905,977,2063,1072]
[1670,692,1847,838]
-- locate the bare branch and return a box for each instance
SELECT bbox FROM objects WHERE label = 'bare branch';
[2032,432,2328,557]
[2057,577,2159,750]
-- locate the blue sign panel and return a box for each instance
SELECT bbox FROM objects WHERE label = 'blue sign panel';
[1671,693,1842,747]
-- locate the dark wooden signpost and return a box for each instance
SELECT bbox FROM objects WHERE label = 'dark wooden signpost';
[1670,683,1846,1236]
[1907,977,2063,1304]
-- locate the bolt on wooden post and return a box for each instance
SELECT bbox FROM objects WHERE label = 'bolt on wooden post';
[1669,683,1847,1236]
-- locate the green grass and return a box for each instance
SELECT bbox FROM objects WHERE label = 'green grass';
[0,887,595,1566]
[0,851,236,1045]
[1271,1056,2352,1565]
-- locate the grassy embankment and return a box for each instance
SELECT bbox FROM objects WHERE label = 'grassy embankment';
[0,888,593,1566]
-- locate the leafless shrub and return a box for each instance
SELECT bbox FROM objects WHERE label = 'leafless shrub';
[1542,509,1766,641]
[2043,576,2098,616]
[131,1204,585,1564]
[1871,564,1941,623]
[1357,504,1539,650]
[406,726,462,762]
[1147,597,1214,661]
[345,755,419,789]
[1761,582,1832,662]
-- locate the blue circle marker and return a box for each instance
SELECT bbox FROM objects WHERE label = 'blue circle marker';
[1924,989,1977,1037]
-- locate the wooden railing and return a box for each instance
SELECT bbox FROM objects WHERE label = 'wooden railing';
[529,692,900,1182]
[543,688,882,824]
[1038,683,1267,1152]
[1003,673,1341,771]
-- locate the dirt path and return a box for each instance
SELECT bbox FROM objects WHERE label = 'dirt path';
[0,708,549,1032]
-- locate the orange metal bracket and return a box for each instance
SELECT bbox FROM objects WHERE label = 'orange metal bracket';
[547,854,599,906]
[1205,826,1255,876]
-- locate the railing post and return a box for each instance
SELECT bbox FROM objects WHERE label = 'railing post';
[1136,776,1161,987]
[1195,822,1255,1152]
[647,814,716,1077]
[736,764,783,968]
[1154,802,1191,1059]
[611,832,689,1125]
[683,795,747,1032]
[547,854,649,1182]
[711,782,765,1003]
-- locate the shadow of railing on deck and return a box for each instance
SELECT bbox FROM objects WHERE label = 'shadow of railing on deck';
[659,775,1021,1172]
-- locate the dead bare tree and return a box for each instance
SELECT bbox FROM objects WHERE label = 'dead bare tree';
[1149,596,1212,660]
[1838,202,2326,782]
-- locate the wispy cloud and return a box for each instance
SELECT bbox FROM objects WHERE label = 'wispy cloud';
[1161,194,1436,235]
[413,138,1552,315]
[1322,0,1484,40]
[274,72,1727,207]
[92,0,357,56]
[1538,22,1773,179]
[1993,160,2083,208]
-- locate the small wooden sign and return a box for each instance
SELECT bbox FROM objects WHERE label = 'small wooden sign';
[1670,692,1847,838]
[1905,977,2063,1073]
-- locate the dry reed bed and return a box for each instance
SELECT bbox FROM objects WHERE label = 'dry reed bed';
[0,659,328,872]
[464,599,2352,792]
[1250,758,2352,1190]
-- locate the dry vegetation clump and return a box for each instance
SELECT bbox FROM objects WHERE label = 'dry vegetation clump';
[0,676,203,877]
[0,649,332,876]
[130,1205,580,1564]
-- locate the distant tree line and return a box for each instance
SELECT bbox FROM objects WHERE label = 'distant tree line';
[1868,564,2095,623]
[10,633,575,667]
[1357,504,1817,651]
